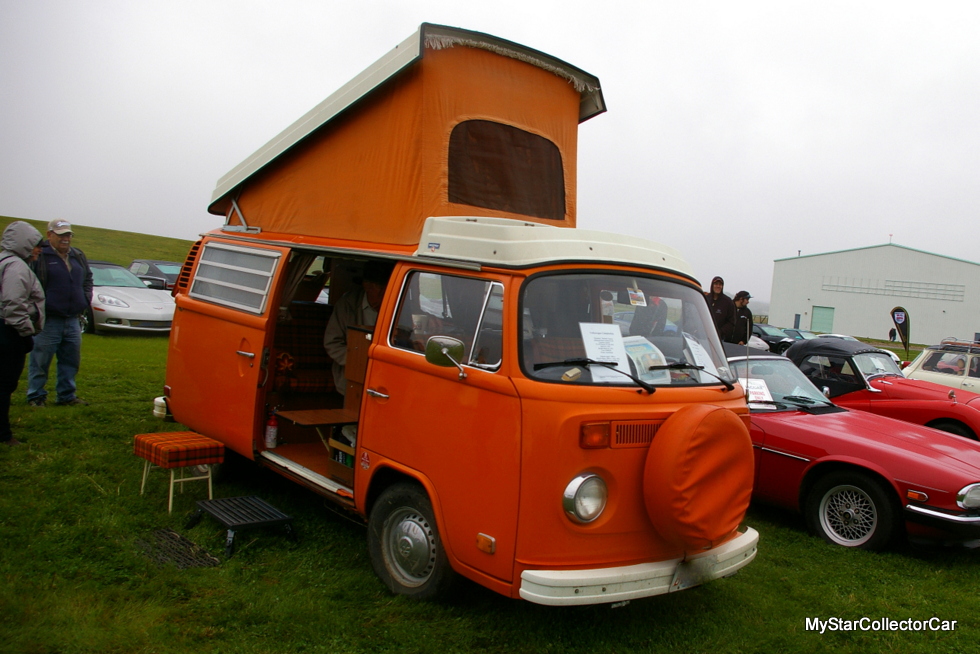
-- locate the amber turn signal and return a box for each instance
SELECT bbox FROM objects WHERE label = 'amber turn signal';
[580,422,610,449]
[906,489,929,502]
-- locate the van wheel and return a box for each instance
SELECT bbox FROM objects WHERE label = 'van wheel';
[368,483,455,600]
[805,471,898,550]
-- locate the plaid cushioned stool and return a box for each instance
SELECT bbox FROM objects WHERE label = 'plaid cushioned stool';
[134,432,225,513]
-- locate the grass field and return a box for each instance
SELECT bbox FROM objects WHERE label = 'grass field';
[1,215,974,652]
[2,333,978,654]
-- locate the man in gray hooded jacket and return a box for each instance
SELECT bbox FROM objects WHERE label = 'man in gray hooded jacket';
[0,221,45,446]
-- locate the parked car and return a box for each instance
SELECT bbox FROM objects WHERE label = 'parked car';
[815,332,902,365]
[751,323,794,354]
[726,343,980,550]
[784,338,980,439]
[128,259,183,290]
[903,339,980,393]
[86,261,175,334]
[783,328,818,340]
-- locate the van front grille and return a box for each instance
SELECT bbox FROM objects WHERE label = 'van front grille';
[611,421,663,448]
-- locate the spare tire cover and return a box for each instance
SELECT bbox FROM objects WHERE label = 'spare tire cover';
[643,404,754,551]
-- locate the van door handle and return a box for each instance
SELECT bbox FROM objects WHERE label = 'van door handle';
[236,350,255,359]
[366,388,389,399]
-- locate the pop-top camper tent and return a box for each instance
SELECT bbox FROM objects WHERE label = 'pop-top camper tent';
[208,23,605,247]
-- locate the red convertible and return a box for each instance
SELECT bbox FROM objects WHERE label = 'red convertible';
[785,337,980,440]
[726,344,980,550]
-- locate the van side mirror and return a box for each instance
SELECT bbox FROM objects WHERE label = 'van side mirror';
[425,336,467,379]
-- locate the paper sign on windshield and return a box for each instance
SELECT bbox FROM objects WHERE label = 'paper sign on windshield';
[579,323,630,383]
[738,377,773,403]
[623,336,671,384]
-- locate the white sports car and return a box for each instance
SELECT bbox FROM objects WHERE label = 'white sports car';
[85,261,175,334]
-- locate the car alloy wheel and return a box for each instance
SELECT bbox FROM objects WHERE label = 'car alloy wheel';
[805,471,898,550]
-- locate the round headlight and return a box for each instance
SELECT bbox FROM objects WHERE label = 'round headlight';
[563,473,608,524]
[957,483,980,509]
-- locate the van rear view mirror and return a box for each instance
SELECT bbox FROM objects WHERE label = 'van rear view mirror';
[425,336,467,379]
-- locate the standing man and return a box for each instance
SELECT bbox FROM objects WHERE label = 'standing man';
[704,276,736,343]
[27,220,93,407]
[732,291,753,345]
[1,221,45,446]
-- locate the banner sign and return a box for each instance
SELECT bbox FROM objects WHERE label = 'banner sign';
[891,306,910,359]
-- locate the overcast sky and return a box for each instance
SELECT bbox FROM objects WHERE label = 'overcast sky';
[3,1,978,303]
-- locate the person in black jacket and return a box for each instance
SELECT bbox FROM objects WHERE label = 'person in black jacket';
[26,220,93,407]
[704,276,736,343]
[732,290,753,345]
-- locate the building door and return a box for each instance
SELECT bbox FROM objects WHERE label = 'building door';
[811,306,834,333]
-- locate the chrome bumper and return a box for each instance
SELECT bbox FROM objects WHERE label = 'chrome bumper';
[519,527,759,606]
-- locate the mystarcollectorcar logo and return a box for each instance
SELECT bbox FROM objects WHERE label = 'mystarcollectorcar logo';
[806,617,958,633]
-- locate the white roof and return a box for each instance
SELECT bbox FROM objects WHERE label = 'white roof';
[210,23,605,211]
[414,216,696,278]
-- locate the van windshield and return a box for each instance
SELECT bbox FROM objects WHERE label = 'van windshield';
[521,273,734,388]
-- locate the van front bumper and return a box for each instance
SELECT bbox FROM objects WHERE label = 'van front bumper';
[518,527,759,606]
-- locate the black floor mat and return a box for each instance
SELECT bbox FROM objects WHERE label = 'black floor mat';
[136,528,220,569]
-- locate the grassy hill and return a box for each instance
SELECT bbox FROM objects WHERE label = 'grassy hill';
[0,215,196,266]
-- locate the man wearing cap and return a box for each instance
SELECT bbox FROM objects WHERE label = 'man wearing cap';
[704,276,736,343]
[26,220,93,407]
[732,291,754,345]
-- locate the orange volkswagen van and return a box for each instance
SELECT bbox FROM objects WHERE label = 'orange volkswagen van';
[158,23,758,605]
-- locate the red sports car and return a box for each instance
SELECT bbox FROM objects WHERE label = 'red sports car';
[726,344,980,550]
[785,337,980,440]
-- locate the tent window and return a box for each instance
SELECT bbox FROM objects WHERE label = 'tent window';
[448,120,564,221]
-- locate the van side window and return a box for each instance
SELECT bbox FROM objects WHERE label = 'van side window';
[448,120,565,221]
[391,271,499,369]
[470,283,504,369]
[189,243,281,314]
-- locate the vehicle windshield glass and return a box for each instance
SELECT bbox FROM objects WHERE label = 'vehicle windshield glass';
[729,357,832,410]
[155,264,183,276]
[92,265,150,288]
[853,351,904,377]
[758,325,789,337]
[521,272,733,388]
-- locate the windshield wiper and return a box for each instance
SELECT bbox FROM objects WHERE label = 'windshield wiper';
[647,362,735,391]
[534,358,656,394]
[781,395,821,405]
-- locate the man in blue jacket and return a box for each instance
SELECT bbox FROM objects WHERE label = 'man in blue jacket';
[27,219,93,407]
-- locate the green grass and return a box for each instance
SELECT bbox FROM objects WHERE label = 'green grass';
[2,340,979,654]
[2,216,976,652]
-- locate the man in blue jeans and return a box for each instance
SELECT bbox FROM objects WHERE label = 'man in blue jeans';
[27,219,93,407]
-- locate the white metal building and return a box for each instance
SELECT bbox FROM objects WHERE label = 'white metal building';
[768,244,980,345]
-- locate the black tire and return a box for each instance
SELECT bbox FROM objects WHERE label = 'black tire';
[805,471,899,550]
[82,308,96,334]
[368,483,456,600]
[929,420,976,441]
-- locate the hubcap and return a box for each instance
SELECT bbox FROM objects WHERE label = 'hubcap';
[383,507,436,587]
[819,484,877,546]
